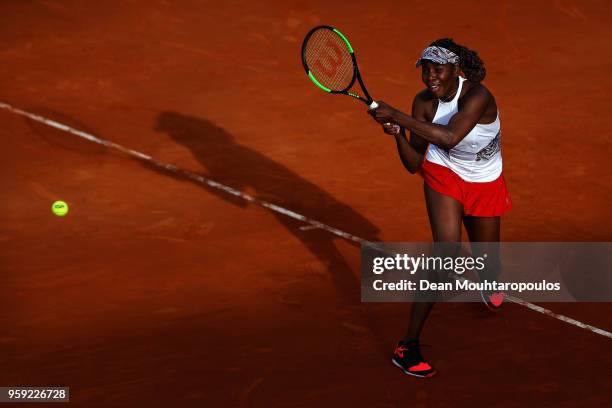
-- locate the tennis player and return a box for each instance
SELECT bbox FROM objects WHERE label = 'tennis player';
[368,38,512,378]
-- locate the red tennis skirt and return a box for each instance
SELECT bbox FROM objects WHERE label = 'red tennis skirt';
[420,159,512,217]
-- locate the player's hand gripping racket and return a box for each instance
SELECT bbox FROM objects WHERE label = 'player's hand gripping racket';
[301,25,395,129]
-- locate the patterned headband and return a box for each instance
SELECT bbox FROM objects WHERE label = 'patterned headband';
[415,46,459,67]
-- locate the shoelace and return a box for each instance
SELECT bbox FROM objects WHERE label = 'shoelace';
[395,343,432,362]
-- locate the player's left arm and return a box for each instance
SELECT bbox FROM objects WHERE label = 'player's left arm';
[370,85,491,150]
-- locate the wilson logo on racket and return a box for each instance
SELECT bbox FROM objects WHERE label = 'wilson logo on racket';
[312,40,344,76]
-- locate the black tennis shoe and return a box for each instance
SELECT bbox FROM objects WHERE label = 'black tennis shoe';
[391,339,436,378]
[480,290,505,311]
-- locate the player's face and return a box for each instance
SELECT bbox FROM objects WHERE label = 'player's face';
[421,61,458,99]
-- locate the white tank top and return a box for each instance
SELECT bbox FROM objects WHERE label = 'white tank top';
[425,76,503,182]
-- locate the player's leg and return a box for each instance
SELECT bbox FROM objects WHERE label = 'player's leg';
[463,216,504,309]
[404,183,463,339]
[463,215,500,242]
[393,183,463,378]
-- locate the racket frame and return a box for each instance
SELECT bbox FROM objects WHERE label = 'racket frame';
[301,25,375,107]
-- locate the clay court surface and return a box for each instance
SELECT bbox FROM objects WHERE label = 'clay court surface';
[1,0,611,406]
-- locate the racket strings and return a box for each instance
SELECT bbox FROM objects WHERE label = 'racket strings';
[304,29,354,91]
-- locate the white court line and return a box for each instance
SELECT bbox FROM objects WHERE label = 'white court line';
[2,100,611,340]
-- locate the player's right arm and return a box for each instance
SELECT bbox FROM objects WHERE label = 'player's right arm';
[388,91,429,174]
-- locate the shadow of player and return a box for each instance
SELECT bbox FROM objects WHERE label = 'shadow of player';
[151,112,389,352]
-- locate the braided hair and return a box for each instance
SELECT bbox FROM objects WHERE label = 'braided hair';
[430,38,486,82]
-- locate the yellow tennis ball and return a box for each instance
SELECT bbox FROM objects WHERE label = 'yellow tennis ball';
[52,200,69,217]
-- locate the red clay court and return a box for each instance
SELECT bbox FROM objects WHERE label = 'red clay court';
[1,1,611,406]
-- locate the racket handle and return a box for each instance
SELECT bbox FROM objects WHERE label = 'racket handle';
[369,100,392,127]
[386,123,401,135]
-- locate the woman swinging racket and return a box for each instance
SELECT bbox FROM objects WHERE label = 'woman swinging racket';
[368,38,512,378]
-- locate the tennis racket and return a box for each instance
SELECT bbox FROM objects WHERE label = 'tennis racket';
[301,25,394,127]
